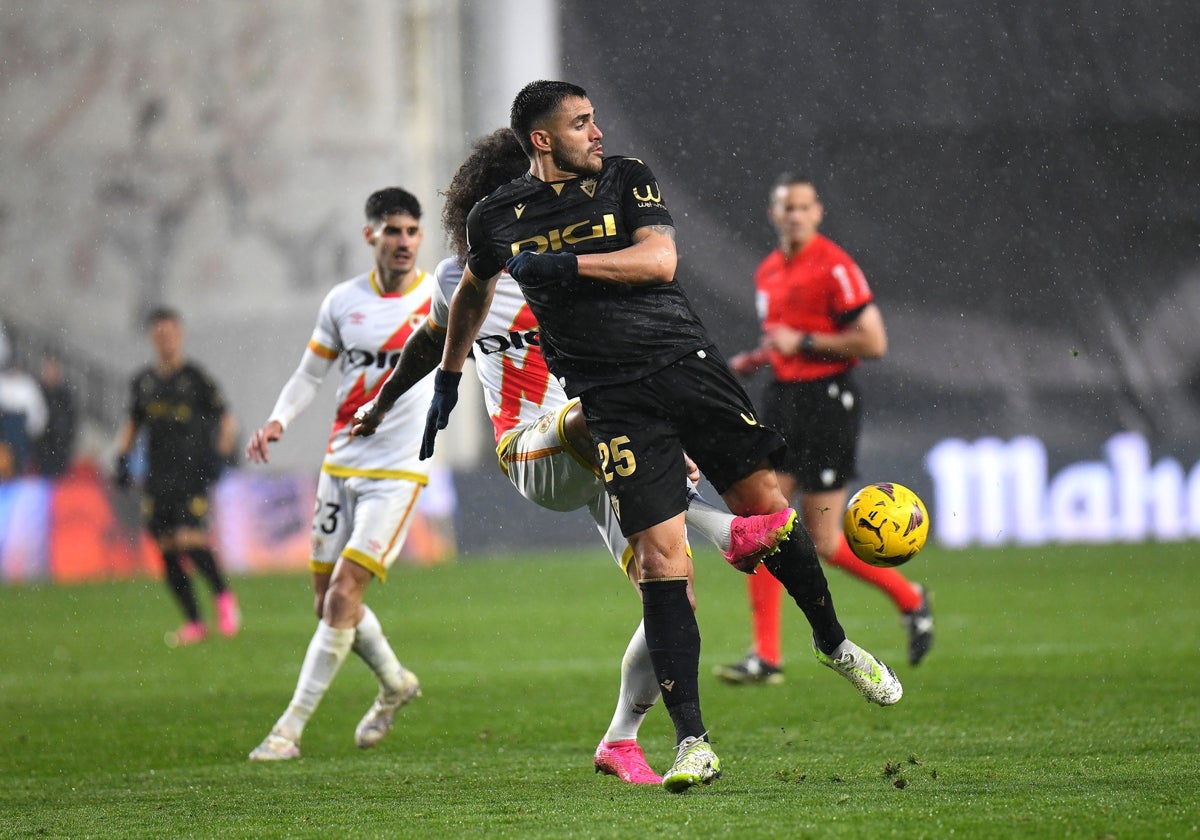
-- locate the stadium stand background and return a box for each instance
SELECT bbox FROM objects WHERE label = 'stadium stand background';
[2,1,1198,569]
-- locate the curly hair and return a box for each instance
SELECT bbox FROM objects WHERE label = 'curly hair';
[441,128,528,258]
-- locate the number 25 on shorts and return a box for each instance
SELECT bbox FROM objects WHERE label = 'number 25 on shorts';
[597,436,637,482]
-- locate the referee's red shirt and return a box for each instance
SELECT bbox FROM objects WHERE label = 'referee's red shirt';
[754,233,874,383]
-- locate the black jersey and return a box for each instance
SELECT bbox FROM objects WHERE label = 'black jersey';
[127,362,227,494]
[465,156,711,396]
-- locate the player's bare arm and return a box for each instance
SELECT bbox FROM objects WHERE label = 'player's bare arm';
[440,264,499,374]
[246,347,333,463]
[576,224,677,286]
[113,418,137,459]
[217,411,238,460]
[112,417,138,485]
[764,302,887,360]
[418,264,498,461]
[350,322,446,437]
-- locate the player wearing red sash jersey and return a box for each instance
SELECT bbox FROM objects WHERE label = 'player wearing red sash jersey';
[245,187,435,761]
[715,175,933,687]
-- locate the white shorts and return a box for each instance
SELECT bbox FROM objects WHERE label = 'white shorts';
[497,400,630,571]
[310,471,422,581]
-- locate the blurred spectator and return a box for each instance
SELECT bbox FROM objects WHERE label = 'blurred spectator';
[0,322,48,481]
[35,353,77,477]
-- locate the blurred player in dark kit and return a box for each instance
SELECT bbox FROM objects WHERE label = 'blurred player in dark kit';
[114,307,239,646]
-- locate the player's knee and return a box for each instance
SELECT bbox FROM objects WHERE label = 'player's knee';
[632,545,686,580]
[634,546,668,578]
[323,576,365,624]
[722,465,790,516]
[629,515,689,579]
[562,404,596,465]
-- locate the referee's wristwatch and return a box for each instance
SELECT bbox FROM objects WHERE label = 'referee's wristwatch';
[800,333,816,354]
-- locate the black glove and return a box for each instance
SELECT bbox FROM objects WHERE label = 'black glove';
[114,454,132,489]
[506,250,579,283]
[420,369,462,460]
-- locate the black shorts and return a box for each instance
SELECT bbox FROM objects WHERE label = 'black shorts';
[142,487,212,538]
[762,373,862,492]
[580,347,787,536]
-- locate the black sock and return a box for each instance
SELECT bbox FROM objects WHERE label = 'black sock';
[640,578,705,744]
[187,548,228,594]
[162,550,201,623]
[762,524,846,655]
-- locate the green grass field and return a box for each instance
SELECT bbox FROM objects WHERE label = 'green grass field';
[2,542,1198,839]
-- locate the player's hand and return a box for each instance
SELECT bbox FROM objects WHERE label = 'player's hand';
[420,369,462,460]
[246,420,284,464]
[729,349,769,376]
[683,453,701,486]
[506,250,579,283]
[350,400,386,438]
[763,324,805,356]
[113,454,132,489]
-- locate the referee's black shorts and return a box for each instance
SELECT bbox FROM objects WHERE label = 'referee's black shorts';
[580,346,786,536]
[761,372,862,493]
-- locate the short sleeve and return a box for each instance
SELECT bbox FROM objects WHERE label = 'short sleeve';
[307,287,342,360]
[194,367,228,420]
[430,257,463,330]
[466,202,504,282]
[829,255,873,317]
[618,158,673,232]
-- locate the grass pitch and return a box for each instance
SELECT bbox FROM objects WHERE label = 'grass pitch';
[2,541,1198,838]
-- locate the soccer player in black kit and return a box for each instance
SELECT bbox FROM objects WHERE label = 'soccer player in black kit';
[114,307,239,646]
[422,80,903,792]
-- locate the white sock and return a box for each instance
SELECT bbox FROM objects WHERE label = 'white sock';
[274,620,354,741]
[352,605,406,694]
[684,493,733,552]
[603,620,661,743]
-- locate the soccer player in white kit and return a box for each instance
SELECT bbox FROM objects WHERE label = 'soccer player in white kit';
[245,187,434,761]
[352,132,797,783]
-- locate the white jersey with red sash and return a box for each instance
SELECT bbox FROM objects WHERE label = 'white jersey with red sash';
[308,270,435,478]
[428,257,569,445]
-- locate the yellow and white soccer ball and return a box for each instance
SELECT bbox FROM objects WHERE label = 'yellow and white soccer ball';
[843,482,929,568]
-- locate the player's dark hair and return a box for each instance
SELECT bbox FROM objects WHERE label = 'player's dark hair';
[510,80,588,156]
[364,187,422,226]
[773,172,819,197]
[442,129,528,259]
[145,306,182,328]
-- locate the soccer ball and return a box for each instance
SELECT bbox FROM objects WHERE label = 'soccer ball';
[843,482,929,568]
